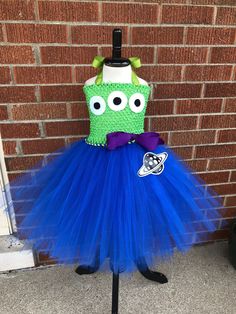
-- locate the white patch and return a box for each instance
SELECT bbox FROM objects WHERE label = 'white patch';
[89,96,106,115]
[107,91,127,112]
[129,93,145,113]
[137,152,168,177]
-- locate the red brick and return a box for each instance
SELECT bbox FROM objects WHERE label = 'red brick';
[211,47,236,64]
[0,86,35,103]
[146,100,174,116]
[37,252,57,266]
[101,47,155,64]
[210,183,236,196]
[158,132,169,144]
[40,47,97,64]
[154,84,201,99]
[75,66,98,84]
[205,83,236,98]
[144,117,149,131]
[6,24,67,43]
[0,67,11,84]
[0,105,8,120]
[196,144,236,158]
[70,103,89,119]
[8,173,26,182]
[14,67,72,84]
[186,159,207,172]
[131,27,184,45]
[176,99,222,114]
[2,140,17,155]
[102,3,158,24]
[208,158,236,171]
[151,116,197,131]
[208,229,229,241]
[224,99,236,113]
[231,171,236,182]
[11,103,68,120]
[171,146,193,160]
[21,138,65,154]
[0,46,34,64]
[184,65,232,82]
[186,27,235,45]
[72,25,128,45]
[162,5,214,24]
[200,115,236,129]
[218,130,236,143]
[0,123,40,139]
[38,1,98,22]
[220,207,236,218]
[6,156,43,171]
[158,47,207,64]
[0,25,3,41]
[139,66,182,82]
[190,220,222,233]
[199,171,230,184]
[170,130,215,146]
[0,0,35,20]
[216,7,236,25]
[45,121,89,137]
[190,0,236,4]
[67,136,84,144]
[162,0,191,3]
[225,196,236,207]
[40,85,84,102]
[221,218,236,230]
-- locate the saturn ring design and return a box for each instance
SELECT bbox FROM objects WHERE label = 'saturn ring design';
[137,152,168,177]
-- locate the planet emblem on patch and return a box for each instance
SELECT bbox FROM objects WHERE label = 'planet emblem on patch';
[137,152,168,177]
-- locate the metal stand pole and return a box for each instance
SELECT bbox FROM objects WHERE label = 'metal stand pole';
[111,272,119,314]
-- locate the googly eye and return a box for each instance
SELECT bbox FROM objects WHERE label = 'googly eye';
[89,96,106,115]
[129,93,145,113]
[107,91,128,112]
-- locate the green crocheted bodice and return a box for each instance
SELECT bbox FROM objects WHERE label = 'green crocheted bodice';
[83,83,151,145]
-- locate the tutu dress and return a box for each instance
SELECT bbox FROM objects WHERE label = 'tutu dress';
[9,56,222,274]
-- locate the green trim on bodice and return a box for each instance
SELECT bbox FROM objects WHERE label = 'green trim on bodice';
[83,83,151,145]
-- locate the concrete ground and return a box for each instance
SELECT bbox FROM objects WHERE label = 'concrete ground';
[0,241,235,314]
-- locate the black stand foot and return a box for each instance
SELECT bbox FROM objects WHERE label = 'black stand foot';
[112,272,119,314]
[138,267,168,284]
[137,259,168,284]
[75,264,99,275]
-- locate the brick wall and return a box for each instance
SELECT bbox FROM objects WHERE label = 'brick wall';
[0,0,236,265]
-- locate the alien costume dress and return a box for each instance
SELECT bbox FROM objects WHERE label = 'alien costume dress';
[9,57,222,274]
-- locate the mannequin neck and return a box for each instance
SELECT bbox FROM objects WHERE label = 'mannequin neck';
[84,63,148,86]
[102,64,132,83]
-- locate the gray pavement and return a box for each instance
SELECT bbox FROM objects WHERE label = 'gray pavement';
[0,241,235,314]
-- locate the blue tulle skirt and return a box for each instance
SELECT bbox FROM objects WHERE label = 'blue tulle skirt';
[8,139,222,273]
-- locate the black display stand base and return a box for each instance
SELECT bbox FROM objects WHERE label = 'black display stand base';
[75,264,168,313]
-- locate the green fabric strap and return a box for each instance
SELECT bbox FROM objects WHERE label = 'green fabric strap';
[92,55,142,86]
[92,56,105,85]
[129,57,141,85]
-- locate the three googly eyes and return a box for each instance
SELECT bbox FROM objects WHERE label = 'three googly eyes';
[90,91,145,115]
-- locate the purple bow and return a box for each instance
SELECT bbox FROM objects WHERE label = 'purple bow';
[106,131,164,150]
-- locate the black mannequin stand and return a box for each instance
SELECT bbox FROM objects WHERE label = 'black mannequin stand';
[75,263,168,284]
[77,28,168,313]
[112,273,119,314]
